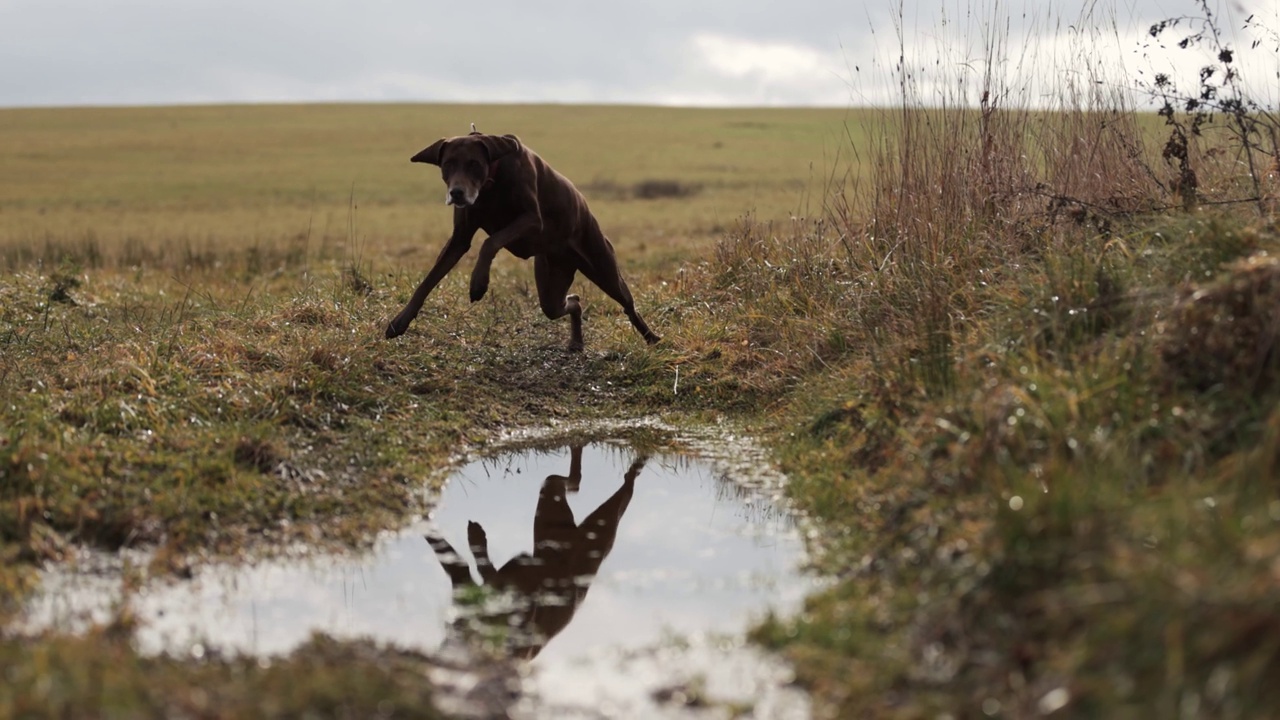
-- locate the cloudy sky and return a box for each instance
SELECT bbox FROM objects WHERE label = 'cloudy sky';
[0,0,1274,108]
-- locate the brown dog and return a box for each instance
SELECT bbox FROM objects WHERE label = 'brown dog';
[384,130,660,350]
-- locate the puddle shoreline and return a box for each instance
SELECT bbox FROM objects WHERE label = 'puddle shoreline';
[15,423,817,719]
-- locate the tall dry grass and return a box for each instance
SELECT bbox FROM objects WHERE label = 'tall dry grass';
[710,3,1242,395]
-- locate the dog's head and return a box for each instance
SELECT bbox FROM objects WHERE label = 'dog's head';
[410,133,522,208]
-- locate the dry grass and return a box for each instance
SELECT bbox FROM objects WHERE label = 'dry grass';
[1160,249,1280,394]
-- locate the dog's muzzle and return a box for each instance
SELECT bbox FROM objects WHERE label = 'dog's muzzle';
[442,180,478,206]
[446,185,479,207]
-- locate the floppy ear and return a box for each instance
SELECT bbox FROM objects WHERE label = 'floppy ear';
[410,138,448,165]
[476,134,522,162]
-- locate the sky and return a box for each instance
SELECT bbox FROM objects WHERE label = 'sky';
[0,0,1275,108]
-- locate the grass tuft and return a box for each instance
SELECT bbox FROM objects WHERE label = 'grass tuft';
[1160,251,1280,395]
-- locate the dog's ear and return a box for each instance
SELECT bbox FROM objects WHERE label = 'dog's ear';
[476,134,522,163]
[410,138,448,166]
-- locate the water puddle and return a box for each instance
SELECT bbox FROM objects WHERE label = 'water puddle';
[21,436,816,718]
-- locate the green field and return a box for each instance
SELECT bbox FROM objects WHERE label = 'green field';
[3,100,1280,717]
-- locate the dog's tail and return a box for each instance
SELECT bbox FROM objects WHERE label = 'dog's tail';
[470,122,479,135]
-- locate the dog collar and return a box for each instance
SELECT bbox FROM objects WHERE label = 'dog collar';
[483,159,501,187]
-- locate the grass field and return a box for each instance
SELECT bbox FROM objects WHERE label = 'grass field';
[0,103,858,272]
[3,94,1280,718]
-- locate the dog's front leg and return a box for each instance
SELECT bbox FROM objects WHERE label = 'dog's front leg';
[426,532,477,590]
[386,218,477,339]
[469,212,541,302]
[468,521,498,584]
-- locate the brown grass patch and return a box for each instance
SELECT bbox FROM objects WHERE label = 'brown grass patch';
[1160,251,1280,394]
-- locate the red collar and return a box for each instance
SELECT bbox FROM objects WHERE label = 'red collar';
[483,159,501,187]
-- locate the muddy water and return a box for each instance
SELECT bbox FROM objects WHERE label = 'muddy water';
[24,439,816,718]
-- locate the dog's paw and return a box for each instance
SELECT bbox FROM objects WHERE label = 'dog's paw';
[469,276,489,303]
[385,318,408,339]
[467,520,488,546]
[625,455,650,482]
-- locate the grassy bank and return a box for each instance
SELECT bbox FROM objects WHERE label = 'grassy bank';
[753,211,1280,716]
[0,632,447,719]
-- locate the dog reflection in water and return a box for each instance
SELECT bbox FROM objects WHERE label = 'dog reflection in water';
[426,446,646,659]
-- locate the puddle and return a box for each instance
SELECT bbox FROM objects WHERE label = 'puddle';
[21,437,817,718]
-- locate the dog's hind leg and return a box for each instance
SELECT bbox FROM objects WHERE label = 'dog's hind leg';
[576,238,661,345]
[534,254,584,351]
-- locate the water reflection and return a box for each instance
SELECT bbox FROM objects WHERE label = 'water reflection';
[20,437,817,717]
[427,446,645,659]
